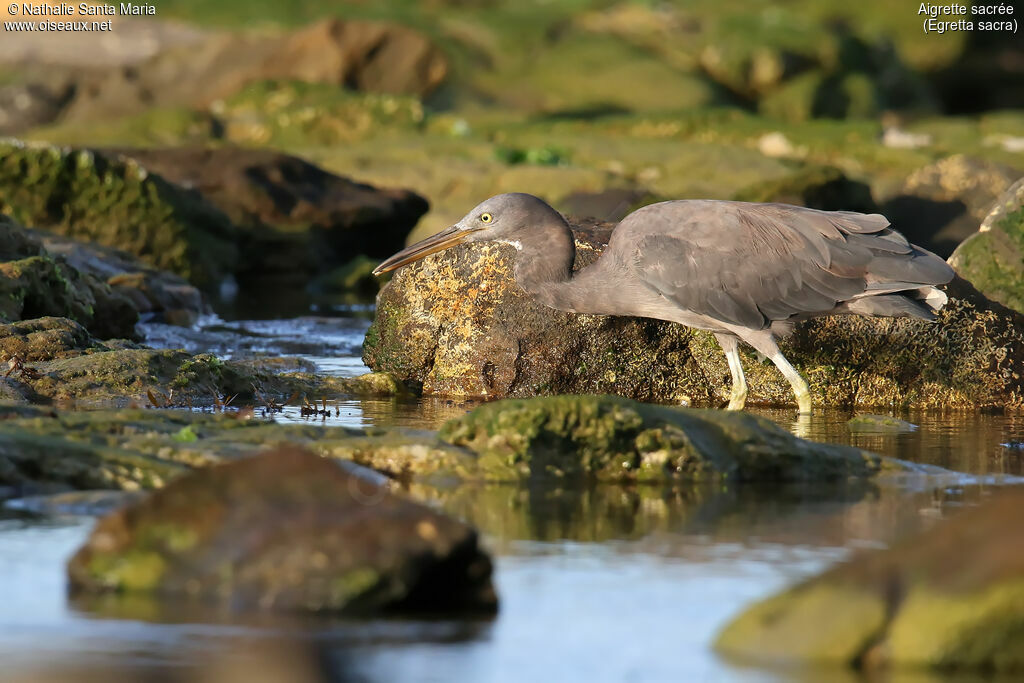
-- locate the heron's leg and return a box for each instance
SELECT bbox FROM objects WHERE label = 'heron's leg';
[742,332,812,415]
[714,333,747,410]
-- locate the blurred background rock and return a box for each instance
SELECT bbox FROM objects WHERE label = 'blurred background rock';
[0,0,1021,311]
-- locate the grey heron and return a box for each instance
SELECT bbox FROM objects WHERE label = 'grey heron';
[374,193,954,414]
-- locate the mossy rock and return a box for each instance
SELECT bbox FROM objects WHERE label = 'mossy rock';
[949,178,1024,314]
[66,448,496,615]
[0,218,138,339]
[0,141,238,287]
[0,324,407,406]
[716,491,1024,672]
[439,394,908,483]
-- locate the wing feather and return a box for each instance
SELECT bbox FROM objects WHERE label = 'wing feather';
[622,201,952,329]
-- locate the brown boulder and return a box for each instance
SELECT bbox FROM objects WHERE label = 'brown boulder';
[261,19,448,97]
[67,448,497,615]
[111,146,429,283]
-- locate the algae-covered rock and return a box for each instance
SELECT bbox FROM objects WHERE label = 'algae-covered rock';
[949,177,1024,314]
[364,216,1024,410]
[0,406,467,491]
[40,231,206,327]
[883,155,1021,258]
[715,491,1024,672]
[109,146,428,284]
[0,216,138,339]
[66,448,496,614]
[439,395,905,483]
[0,320,406,405]
[0,141,238,287]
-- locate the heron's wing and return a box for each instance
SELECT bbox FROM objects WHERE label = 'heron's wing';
[626,202,919,329]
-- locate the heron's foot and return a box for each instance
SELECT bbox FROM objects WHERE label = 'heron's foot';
[796,390,812,415]
[726,386,748,411]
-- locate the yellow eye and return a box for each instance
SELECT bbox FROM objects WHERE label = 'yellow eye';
[480,213,493,223]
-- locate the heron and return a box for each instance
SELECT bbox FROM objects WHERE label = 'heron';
[374,193,954,414]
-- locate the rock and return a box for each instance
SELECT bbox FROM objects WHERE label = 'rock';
[0,142,238,288]
[39,231,206,326]
[733,165,878,214]
[310,255,381,297]
[260,19,448,98]
[108,147,428,285]
[0,317,405,405]
[0,317,100,362]
[365,216,1024,410]
[715,491,1024,672]
[439,394,909,483]
[558,188,657,222]
[949,177,1024,314]
[882,155,1021,258]
[0,217,138,339]
[66,448,496,615]
[55,19,446,126]
[847,414,917,434]
[0,406,466,491]
[0,82,71,134]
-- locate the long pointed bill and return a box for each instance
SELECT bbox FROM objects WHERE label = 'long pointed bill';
[373,225,477,275]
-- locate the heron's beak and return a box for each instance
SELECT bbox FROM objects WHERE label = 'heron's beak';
[373,225,477,275]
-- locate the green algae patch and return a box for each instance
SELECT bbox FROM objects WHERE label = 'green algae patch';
[716,491,1024,672]
[439,394,899,483]
[0,142,237,287]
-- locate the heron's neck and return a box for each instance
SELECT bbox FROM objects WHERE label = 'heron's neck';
[512,217,597,314]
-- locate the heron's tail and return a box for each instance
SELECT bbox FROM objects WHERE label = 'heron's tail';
[838,283,951,320]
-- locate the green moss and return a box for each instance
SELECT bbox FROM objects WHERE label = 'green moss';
[0,142,237,287]
[88,550,167,591]
[218,80,426,147]
[172,425,198,443]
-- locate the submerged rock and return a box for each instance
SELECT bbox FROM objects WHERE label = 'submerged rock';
[364,217,1024,411]
[110,146,428,286]
[949,177,1024,314]
[715,491,1024,672]
[440,394,905,482]
[847,414,917,433]
[0,141,238,287]
[66,448,496,614]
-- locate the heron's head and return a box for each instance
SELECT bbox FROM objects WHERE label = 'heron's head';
[373,193,561,275]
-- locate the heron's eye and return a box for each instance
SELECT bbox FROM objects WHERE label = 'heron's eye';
[480,213,493,223]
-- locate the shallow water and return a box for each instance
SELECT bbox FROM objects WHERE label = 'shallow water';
[3,312,1023,682]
